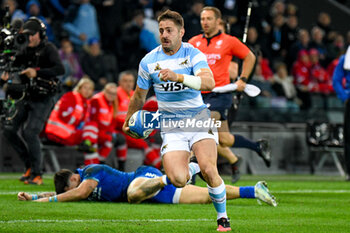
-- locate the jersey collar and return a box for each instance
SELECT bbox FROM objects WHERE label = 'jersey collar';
[202,31,222,46]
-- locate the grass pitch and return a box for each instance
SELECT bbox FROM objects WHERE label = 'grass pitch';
[0,174,350,233]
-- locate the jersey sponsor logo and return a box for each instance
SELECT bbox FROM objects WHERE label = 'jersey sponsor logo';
[144,172,158,178]
[205,53,221,65]
[160,82,187,92]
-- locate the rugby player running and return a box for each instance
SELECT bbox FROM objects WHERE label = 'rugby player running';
[122,9,233,231]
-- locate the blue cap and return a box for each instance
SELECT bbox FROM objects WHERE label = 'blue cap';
[88,37,99,45]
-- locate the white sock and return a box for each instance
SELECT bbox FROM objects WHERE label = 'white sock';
[207,180,228,220]
[161,175,168,185]
[188,162,201,177]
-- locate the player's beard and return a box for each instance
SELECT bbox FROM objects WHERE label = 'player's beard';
[163,46,171,52]
[162,39,172,52]
[162,40,180,54]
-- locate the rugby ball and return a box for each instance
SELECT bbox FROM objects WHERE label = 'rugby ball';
[128,110,154,139]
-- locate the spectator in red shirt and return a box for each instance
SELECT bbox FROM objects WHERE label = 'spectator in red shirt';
[45,77,94,146]
[81,83,118,165]
[292,49,312,109]
[309,48,333,95]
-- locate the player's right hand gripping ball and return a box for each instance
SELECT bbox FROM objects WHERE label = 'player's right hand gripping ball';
[128,110,154,139]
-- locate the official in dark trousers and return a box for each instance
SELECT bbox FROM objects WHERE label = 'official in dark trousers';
[333,48,350,181]
[0,17,65,185]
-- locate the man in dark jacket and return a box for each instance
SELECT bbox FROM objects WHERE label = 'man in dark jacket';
[0,17,64,185]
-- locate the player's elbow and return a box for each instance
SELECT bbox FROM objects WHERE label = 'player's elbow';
[246,51,256,64]
[77,189,91,200]
[127,190,143,204]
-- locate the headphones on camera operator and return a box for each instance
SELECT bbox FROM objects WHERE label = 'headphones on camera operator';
[24,17,47,40]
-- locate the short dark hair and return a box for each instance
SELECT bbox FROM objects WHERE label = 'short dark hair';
[118,70,136,81]
[201,6,222,19]
[54,169,73,194]
[157,9,184,28]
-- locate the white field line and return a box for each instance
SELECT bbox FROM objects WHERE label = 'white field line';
[273,190,350,194]
[0,219,212,224]
[1,190,350,196]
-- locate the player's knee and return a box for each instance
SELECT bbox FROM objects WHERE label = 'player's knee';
[201,166,219,183]
[168,174,188,188]
[219,135,233,147]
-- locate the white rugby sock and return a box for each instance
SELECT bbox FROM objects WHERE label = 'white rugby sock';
[188,162,200,177]
[207,180,228,220]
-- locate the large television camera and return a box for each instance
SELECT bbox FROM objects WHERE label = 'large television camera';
[0,6,29,128]
[0,5,29,93]
[0,7,28,73]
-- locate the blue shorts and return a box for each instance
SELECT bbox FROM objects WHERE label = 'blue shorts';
[134,166,181,204]
[202,92,232,120]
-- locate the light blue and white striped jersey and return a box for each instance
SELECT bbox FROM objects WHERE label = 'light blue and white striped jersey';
[137,43,209,118]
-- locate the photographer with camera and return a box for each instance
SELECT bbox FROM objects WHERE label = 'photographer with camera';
[0,17,64,185]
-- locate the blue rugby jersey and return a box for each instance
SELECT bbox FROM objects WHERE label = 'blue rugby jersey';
[76,164,135,202]
[75,165,177,203]
[137,43,210,118]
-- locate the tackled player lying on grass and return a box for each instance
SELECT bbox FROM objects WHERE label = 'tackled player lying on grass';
[17,164,277,206]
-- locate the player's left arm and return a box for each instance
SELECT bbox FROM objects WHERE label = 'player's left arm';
[235,50,256,91]
[34,179,98,202]
[18,192,56,201]
[122,86,149,138]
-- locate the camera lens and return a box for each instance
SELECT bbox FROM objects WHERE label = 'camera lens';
[15,34,28,45]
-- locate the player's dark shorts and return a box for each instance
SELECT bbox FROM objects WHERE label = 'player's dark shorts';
[202,92,232,120]
[134,166,181,204]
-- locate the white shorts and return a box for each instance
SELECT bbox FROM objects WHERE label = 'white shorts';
[159,108,219,156]
[160,131,218,156]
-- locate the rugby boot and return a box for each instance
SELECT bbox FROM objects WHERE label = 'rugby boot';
[231,156,242,184]
[19,168,31,182]
[257,139,271,167]
[255,181,277,207]
[24,175,43,185]
[217,217,231,232]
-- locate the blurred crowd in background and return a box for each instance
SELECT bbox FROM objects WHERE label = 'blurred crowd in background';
[0,0,349,113]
